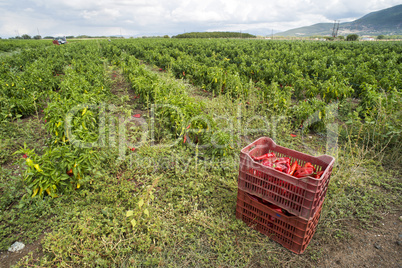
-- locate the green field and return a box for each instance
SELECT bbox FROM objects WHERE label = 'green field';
[0,39,401,267]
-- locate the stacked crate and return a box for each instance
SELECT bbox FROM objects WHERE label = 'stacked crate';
[236,137,335,254]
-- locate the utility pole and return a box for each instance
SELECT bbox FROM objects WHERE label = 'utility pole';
[335,21,340,37]
[332,20,336,38]
[332,20,340,38]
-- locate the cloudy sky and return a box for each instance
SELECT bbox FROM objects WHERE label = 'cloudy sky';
[0,0,400,38]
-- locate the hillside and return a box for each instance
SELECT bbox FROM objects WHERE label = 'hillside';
[278,4,402,36]
[277,23,335,37]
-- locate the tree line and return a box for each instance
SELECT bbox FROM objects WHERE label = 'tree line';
[172,32,256,38]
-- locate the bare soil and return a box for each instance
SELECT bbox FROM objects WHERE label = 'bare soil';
[317,213,402,268]
[0,234,45,268]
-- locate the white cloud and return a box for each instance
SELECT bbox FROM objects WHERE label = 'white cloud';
[0,0,400,37]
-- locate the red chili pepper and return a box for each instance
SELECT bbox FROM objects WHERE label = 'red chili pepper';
[253,152,276,161]
[261,159,275,168]
[274,164,283,172]
[289,161,298,176]
[293,167,314,178]
[133,114,141,118]
[304,162,316,172]
[276,157,290,164]
[313,170,324,179]
[22,154,28,159]
[275,157,291,174]
[268,203,283,213]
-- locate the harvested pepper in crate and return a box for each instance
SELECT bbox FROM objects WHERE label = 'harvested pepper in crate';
[253,152,276,161]
[289,161,299,176]
[252,153,291,174]
[313,170,324,179]
[274,157,291,174]
[304,162,316,172]
[253,152,319,179]
[293,167,314,178]
[239,137,335,220]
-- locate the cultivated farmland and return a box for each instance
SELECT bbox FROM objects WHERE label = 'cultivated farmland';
[0,39,401,267]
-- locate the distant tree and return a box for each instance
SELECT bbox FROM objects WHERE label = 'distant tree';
[338,35,344,40]
[346,34,359,41]
[163,35,169,38]
[377,35,385,40]
[22,34,31,39]
[66,36,74,39]
[43,36,54,39]
[33,35,42,40]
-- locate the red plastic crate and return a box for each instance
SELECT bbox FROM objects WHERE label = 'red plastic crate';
[238,137,334,220]
[236,188,322,254]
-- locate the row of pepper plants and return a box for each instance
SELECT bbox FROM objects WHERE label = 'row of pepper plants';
[7,39,235,199]
[0,39,50,53]
[109,39,401,147]
[10,42,112,198]
[0,42,62,121]
[101,44,234,157]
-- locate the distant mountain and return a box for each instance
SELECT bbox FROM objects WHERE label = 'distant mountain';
[278,4,402,36]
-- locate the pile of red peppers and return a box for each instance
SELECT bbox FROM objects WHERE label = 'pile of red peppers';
[252,152,324,179]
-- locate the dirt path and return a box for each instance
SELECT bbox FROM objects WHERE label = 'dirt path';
[0,234,45,268]
[316,213,401,267]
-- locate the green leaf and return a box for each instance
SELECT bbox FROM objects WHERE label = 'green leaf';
[130,219,137,228]
[126,210,134,217]
[143,208,149,217]
[138,198,144,208]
